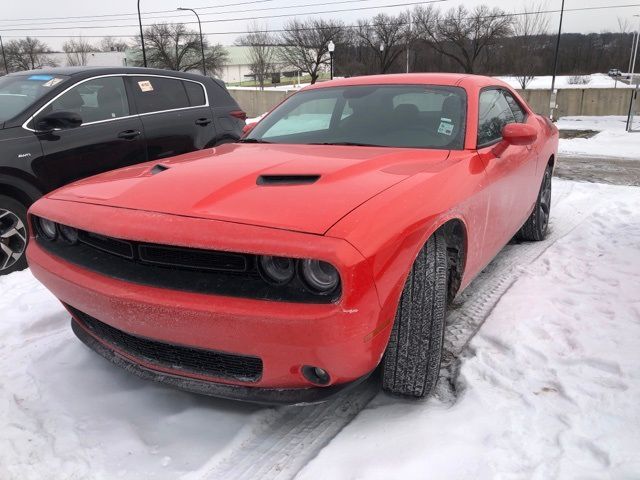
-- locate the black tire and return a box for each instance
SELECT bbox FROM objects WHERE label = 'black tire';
[382,231,448,398]
[517,163,553,242]
[0,195,29,275]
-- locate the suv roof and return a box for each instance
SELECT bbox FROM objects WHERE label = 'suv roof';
[8,67,227,87]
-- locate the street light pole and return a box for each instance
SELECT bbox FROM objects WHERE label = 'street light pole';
[327,40,335,80]
[0,35,8,75]
[178,7,206,76]
[137,0,147,67]
[549,0,565,119]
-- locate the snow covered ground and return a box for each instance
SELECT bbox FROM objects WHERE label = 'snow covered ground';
[499,73,634,90]
[233,74,632,92]
[1,179,640,479]
[557,116,640,160]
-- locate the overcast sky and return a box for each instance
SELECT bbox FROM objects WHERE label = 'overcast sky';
[1,0,638,50]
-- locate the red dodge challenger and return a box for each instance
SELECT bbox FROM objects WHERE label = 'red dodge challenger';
[27,74,558,404]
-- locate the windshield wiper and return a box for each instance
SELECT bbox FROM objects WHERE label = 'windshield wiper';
[239,138,272,144]
[308,141,389,147]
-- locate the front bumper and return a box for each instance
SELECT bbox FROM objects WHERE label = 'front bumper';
[27,200,393,403]
[71,317,374,405]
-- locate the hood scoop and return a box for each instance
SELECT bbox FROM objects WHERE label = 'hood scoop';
[150,164,171,175]
[257,174,321,186]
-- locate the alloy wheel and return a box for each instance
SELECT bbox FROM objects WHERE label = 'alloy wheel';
[0,209,28,271]
[538,168,552,232]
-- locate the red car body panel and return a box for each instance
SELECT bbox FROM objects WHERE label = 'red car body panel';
[27,73,558,403]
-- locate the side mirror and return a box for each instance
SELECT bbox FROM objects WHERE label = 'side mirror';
[242,122,256,135]
[502,123,537,146]
[36,111,83,132]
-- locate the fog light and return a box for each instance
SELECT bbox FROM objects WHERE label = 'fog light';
[59,225,79,244]
[36,217,57,241]
[302,365,331,385]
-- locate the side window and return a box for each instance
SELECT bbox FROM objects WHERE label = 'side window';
[502,91,526,123]
[477,89,516,147]
[131,77,190,114]
[46,76,129,124]
[184,81,206,107]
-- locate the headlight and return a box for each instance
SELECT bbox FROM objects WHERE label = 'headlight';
[300,259,340,294]
[36,217,57,241]
[59,224,79,244]
[258,255,295,285]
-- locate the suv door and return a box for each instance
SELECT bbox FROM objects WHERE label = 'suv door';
[476,88,539,257]
[30,75,147,187]
[127,75,217,160]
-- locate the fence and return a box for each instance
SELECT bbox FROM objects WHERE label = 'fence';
[229,86,638,119]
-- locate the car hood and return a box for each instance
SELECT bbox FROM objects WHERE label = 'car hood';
[49,143,451,235]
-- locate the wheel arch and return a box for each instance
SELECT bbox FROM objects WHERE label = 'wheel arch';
[0,172,45,208]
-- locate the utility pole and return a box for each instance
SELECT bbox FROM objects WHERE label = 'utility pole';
[627,16,640,132]
[0,35,8,75]
[406,12,412,73]
[137,0,147,67]
[549,0,565,120]
[178,7,206,76]
[629,32,638,74]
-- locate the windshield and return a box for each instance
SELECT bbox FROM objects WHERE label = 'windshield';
[246,85,467,149]
[0,74,70,123]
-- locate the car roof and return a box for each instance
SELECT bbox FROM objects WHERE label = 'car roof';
[303,73,511,91]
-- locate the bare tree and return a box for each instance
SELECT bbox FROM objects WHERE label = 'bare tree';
[99,37,129,52]
[617,17,632,34]
[237,23,277,89]
[511,3,549,89]
[357,13,411,74]
[414,5,512,73]
[133,23,228,76]
[5,37,57,71]
[279,18,344,84]
[63,38,95,67]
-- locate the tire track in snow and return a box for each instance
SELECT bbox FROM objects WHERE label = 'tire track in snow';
[205,180,599,480]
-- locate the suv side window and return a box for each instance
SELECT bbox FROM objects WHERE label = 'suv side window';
[478,89,516,147]
[184,81,206,107]
[46,76,129,124]
[502,91,526,123]
[131,77,190,114]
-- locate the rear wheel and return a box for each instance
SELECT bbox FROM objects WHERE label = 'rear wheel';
[517,163,552,241]
[382,231,448,398]
[0,195,29,275]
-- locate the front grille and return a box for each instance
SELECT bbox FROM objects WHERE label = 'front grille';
[69,306,263,382]
[36,226,339,303]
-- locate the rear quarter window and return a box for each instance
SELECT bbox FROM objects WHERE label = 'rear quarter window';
[184,81,207,107]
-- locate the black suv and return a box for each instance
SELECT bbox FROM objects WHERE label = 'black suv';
[0,67,246,274]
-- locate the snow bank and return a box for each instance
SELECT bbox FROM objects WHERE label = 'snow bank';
[557,116,640,159]
[297,180,640,480]
[499,74,634,90]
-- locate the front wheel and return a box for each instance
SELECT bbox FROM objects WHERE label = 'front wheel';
[517,163,552,242]
[381,231,448,398]
[0,195,29,275]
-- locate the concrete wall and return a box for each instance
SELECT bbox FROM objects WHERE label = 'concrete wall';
[517,88,635,116]
[228,88,293,118]
[229,86,637,119]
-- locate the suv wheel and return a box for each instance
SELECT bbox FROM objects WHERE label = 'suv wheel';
[0,195,29,275]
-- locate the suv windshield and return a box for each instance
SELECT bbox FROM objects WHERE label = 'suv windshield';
[246,84,467,149]
[0,74,70,123]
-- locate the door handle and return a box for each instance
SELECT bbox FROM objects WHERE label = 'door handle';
[117,130,141,140]
[195,118,212,126]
